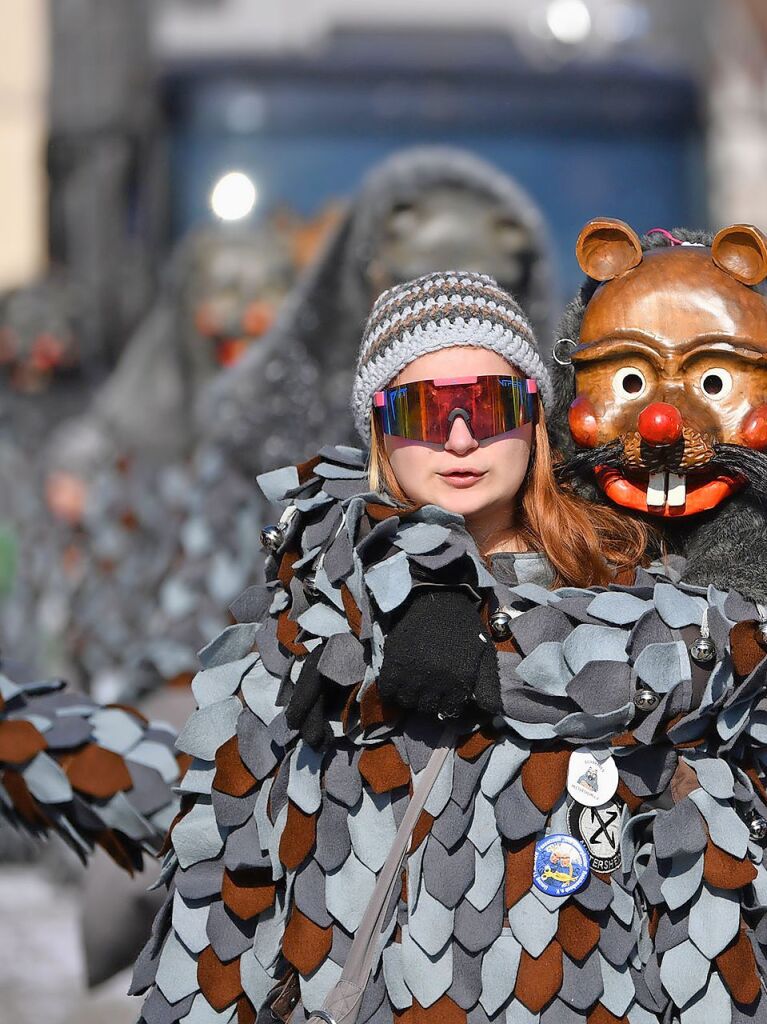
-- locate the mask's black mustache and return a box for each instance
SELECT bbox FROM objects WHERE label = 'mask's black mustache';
[557,440,767,500]
[555,440,625,482]
[710,444,767,501]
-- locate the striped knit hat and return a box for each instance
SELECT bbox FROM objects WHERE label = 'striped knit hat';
[352,270,553,444]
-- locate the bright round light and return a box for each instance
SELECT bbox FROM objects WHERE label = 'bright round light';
[210,171,257,221]
[546,0,593,43]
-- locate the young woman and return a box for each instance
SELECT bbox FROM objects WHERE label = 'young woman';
[363,279,648,588]
[132,272,767,1024]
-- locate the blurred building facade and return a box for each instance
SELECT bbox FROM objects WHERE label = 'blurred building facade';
[709,0,767,227]
[153,0,712,66]
[8,0,767,311]
[0,1,48,291]
[160,34,703,301]
[48,0,166,365]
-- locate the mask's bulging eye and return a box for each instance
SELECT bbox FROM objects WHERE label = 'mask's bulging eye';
[700,367,733,399]
[612,366,647,399]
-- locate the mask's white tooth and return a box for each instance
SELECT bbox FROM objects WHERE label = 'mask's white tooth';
[667,472,687,507]
[646,471,667,507]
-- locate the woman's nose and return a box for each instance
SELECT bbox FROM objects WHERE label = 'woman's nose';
[444,415,479,454]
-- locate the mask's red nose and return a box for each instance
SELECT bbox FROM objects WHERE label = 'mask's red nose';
[637,403,684,446]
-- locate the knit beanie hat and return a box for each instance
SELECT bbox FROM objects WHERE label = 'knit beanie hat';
[351,270,553,444]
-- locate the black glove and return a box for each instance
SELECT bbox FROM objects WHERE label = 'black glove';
[285,647,333,750]
[378,587,501,718]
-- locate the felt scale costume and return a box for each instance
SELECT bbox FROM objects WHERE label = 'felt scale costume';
[130,445,767,1024]
[0,672,182,869]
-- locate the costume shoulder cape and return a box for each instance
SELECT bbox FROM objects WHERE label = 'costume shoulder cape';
[131,444,767,1024]
[0,671,182,869]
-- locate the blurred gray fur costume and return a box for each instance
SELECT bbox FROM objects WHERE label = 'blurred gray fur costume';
[199,147,556,480]
[548,228,767,603]
[0,275,92,453]
[132,444,767,1024]
[46,226,290,477]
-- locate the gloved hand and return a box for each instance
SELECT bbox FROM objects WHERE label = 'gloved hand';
[285,646,334,750]
[378,587,501,718]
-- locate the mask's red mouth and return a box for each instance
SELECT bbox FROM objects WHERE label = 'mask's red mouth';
[215,337,250,367]
[594,465,745,516]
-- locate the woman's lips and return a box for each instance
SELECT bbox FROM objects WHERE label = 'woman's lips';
[438,470,487,489]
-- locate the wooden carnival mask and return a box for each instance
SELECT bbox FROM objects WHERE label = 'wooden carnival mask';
[565,218,767,517]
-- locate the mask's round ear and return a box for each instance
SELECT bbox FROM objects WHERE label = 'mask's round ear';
[575,218,643,281]
[711,224,767,286]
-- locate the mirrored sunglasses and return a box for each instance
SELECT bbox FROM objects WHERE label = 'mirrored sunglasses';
[373,374,539,444]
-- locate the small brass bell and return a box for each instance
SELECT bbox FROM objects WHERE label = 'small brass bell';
[260,524,286,553]
[634,689,659,712]
[689,635,716,663]
[747,811,767,843]
[489,609,513,641]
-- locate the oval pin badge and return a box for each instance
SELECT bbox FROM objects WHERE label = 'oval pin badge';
[532,833,590,897]
[567,748,619,808]
[567,798,623,874]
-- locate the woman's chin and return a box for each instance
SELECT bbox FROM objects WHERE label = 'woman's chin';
[430,481,493,518]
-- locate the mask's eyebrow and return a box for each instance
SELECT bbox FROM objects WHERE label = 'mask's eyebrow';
[573,334,664,365]
[574,331,767,366]
[677,338,767,366]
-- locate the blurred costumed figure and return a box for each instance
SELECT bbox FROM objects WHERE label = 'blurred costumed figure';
[13,223,295,690]
[0,277,94,676]
[48,223,295,476]
[0,0,164,675]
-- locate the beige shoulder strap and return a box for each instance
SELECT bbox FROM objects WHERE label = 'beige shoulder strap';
[300,724,455,1024]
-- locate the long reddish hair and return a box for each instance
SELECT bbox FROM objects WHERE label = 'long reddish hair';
[368,410,652,588]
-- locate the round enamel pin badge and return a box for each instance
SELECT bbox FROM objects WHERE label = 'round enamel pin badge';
[532,834,590,897]
[567,748,619,808]
[567,798,623,873]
